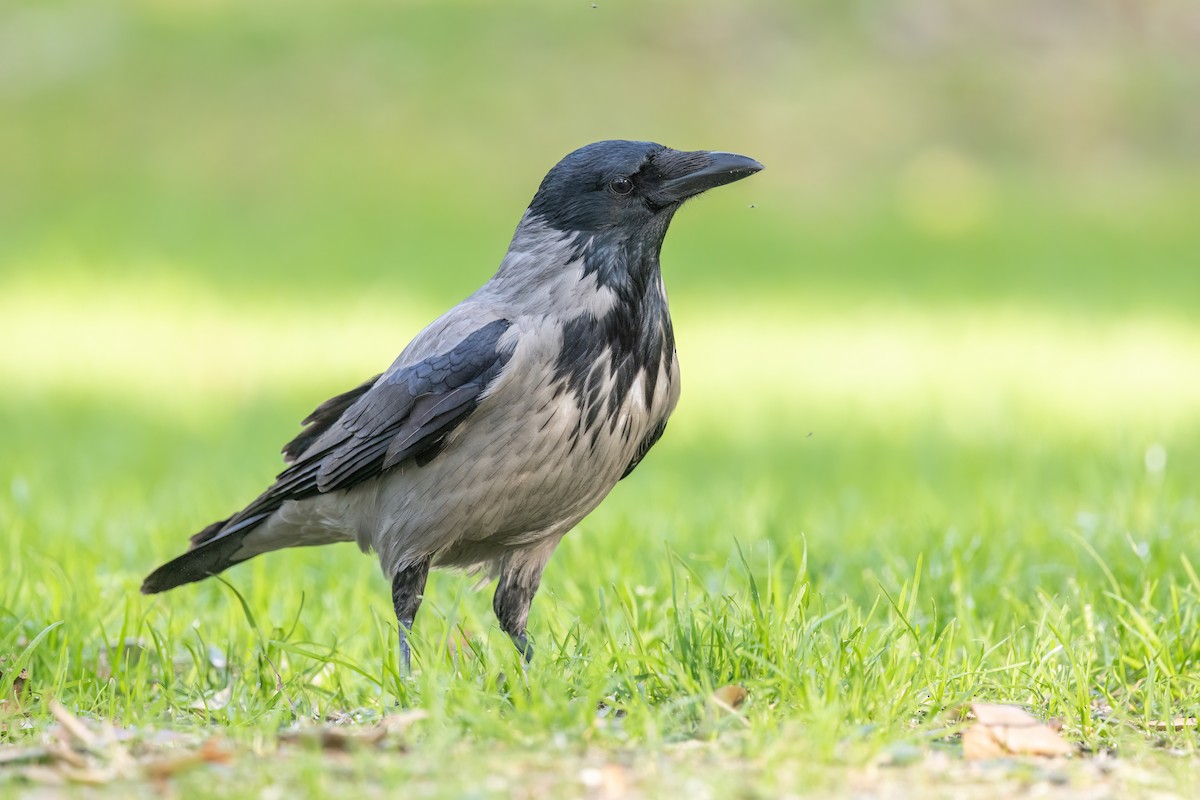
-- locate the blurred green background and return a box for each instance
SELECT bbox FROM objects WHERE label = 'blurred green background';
[2,0,1200,754]
[4,0,1199,309]
[4,0,1199,414]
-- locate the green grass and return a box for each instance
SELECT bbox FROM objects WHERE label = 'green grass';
[3,295,1199,796]
[3,1,1200,796]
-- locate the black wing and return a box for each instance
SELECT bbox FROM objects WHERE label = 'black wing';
[282,318,512,492]
[281,374,382,463]
[208,319,513,542]
[143,318,515,594]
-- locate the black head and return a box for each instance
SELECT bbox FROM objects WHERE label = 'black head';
[528,140,763,234]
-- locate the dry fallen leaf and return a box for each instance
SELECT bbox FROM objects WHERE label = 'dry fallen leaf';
[38,700,132,784]
[281,724,388,751]
[11,699,233,786]
[279,709,428,751]
[142,737,235,780]
[711,685,748,713]
[1150,716,1198,731]
[961,702,1075,760]
[9,667,28,697]
[1,666,31,721]
[50,700,99,750]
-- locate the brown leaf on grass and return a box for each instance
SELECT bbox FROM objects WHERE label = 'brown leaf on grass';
[279,710,428,751]
[711,685,748,713]
[1,666,31,720]
[282,724,388,751]
[9,667,28,697]
[34,700,129,784]
[961,703,1075,760]
[45,738,91,769]
[1150,717,1198,731]
[141,737,234,780]
[49,699,99,750]
[19,701,232,786]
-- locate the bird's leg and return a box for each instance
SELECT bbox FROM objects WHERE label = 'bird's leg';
[493,564,544,663]
[391,558,431,675]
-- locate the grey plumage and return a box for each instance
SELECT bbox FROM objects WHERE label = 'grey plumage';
[142,140,762,668]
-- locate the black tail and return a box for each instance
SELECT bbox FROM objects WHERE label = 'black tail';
[141,512,270,594]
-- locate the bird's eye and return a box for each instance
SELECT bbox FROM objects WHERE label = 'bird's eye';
[609,177,634,195]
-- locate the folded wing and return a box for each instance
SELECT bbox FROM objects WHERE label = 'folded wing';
[142,318,513,593]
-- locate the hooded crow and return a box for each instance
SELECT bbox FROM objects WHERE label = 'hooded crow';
[142,140,763,669]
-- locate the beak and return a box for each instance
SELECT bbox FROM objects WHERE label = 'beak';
[657,150,764,202]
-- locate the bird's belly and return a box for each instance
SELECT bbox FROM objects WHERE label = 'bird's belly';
[356,369,673,573]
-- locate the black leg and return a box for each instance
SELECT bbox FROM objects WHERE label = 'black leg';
[493,564,544,663]
[392,558,431,674]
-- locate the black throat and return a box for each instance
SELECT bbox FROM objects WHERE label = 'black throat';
[553,228,676,435]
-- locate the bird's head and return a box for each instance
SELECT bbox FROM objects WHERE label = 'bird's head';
[493,141,762,302]
[527,140,763,240]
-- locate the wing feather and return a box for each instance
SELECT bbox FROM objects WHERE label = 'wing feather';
[281,374,382,463]
[202,318,513,544]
